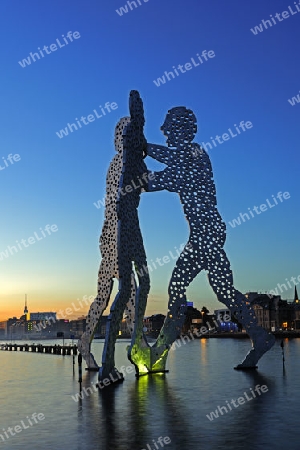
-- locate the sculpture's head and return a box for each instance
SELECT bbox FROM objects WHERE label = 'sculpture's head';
[114,117,131,153]
[129,90,145,128]
[161,107,197,147]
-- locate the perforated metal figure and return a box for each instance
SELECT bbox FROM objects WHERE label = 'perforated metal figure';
[146,106,275,370]
[99,91,152,380]
[78,116,141,371]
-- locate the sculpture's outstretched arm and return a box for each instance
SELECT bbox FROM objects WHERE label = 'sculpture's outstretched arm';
[147,143,172,164]
[147,169,178,193]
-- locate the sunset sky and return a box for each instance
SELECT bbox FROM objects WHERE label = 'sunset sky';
[0,0,299,321]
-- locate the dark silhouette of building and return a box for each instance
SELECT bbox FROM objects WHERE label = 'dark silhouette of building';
[182,306,202,333]
[143,314,165,338]
[246,292,298,331]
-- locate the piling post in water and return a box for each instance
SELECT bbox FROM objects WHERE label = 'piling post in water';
[78,353,82,385]
[280,339,285,368]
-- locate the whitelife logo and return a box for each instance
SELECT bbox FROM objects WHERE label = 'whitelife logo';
[0,413,45,443]
[18,31,81,68]
[268,272,300,298]
[34,295,94,331]
[228,191,290,228]
[116,0,149,16]
[191,120,253,157]
[206,385,269,421]
[0,153,21,172]
[250,2,300,35]
[288,89,300,106]
[140,436,171,450]
[56,101,118,139]
[153,50,215,87]
[93,171,154,209]
[72,365,134,401]
[0,224,58,261]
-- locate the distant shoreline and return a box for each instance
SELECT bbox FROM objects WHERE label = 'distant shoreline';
[1,331,299,343]
[192,331,300,339]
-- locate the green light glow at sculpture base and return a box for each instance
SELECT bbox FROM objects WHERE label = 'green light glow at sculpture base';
[128,343,169,375]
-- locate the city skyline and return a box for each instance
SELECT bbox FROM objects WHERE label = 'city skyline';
[0,0,299,324]
[1,283,297,323]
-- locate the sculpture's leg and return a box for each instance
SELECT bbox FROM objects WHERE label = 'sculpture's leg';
[99,273,132,381]
[155,242,202,344]
[124,273,138,336]
[78,269,138,371]
[78,274,114,370]
[127,251,151,375]
[207,249,275,368]
[147,242,203,372]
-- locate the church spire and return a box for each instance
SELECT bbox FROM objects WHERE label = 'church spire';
[294,286,299,303]
[24,294,28,316]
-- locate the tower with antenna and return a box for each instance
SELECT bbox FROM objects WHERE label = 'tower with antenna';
[293,286,300,330]
[294,286,299,304]
[24,294,28,320]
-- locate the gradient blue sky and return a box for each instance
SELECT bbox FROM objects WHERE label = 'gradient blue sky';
[0,0,299,320]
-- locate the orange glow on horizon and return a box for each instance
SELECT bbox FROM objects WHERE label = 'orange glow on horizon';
[0,292,168,322]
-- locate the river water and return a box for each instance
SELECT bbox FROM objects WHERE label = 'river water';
[0,337,299,450]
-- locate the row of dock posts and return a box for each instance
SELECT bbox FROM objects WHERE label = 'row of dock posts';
[1,343,78,355]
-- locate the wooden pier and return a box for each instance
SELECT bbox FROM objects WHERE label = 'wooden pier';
[0,343,78,355]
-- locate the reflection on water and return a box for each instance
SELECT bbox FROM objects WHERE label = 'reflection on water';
[1,338,300,449]
[126,375,191,450]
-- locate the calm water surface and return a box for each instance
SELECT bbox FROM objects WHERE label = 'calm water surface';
[0,337,299,449]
